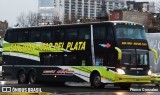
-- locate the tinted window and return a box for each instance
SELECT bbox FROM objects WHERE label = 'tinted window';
[41,31,52,42]
[41,53,63,65]
[78,28,90,40]
[77,53,92,66]
[54,30,64,41]
[51,54,63,65]
[40,53,92,66]
[64,54,77,66]
[107,26,114,41]
[17,31,28,42]
[5,30,17,43]
[93,26,106,39]
[29,31,40,42]
[65,29,77,40]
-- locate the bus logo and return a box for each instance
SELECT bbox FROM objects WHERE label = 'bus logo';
[99,43,111,48]
[42,69,74,75]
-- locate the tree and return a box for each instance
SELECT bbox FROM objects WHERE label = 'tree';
[17,12,28,27]
[27,12,42,27]
[17,12,42,27]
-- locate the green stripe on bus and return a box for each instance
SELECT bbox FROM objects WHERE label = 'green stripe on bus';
[72,67,91,73]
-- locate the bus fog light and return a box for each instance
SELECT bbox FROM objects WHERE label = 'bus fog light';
[148,70,152,75]
[116,68,125,74]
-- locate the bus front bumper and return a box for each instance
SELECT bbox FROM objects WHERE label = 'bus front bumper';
[151,73,160,84]
[115,74,151,83]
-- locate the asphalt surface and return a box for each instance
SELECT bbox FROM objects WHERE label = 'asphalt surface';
[0,78,159,95]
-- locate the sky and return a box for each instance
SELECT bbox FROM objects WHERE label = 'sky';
[0,0,157,27]
[0,0,38,27]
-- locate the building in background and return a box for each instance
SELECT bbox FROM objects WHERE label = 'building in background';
[38,0,126,24]
[0,20,8,37]
[110,10,149,31]
[38,0,55,25]
[147,13,160,33]
[126,0,155,13]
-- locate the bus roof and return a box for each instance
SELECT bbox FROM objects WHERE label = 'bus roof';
[10,21,142,30]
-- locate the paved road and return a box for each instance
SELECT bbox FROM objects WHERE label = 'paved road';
[0,79,159,95]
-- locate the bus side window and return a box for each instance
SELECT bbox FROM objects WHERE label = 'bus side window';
[51,54,63,65]
[54,30,64,41]
[93,26,106,39]
[41,31,52,42]
[18,31,28,42]
[64,54,77,66]
[29,31,40,42]
[42,54,51,65]
[40,53,63,65]
[5,30,17,43]
[78,28,90,40]
[77,53,92,66]
[65,29,78,40]
[107,26,114,41]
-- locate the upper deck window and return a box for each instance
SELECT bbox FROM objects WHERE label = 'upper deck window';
[41,30,52,42]
[29,31,40,42]
[65,29,78,40]
[115,25,147,40]
[5,29,17,43]
[18,31,28,42]
[93,26,106,39]
[78,28,90,40]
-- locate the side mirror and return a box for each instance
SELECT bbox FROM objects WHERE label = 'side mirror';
[150,48,158,60]
[115,47,122,60]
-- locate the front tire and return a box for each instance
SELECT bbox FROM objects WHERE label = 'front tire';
[91,73,105,88]
[18,71,28,84]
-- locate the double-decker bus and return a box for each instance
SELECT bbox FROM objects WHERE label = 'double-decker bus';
[2,21,158,89]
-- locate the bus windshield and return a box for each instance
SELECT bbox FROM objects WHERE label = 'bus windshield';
[115,26,147,39]
[121,49,149,66]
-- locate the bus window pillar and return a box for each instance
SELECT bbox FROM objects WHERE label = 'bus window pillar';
[90,25,96,66]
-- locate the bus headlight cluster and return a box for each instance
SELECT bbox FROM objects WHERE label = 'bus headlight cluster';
[148,70,152,75]
[116,68,125,74]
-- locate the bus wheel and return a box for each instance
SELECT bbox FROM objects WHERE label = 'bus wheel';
[29,71,37,84]
[18,71,28,84]
[91,73,105,88]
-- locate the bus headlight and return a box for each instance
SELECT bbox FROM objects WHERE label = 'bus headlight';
[116,68,125,74]
[148,70,152,75]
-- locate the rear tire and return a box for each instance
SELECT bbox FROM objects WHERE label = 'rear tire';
[18,71,28,84]
[91,73,105,88]
[29,71,37,84]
